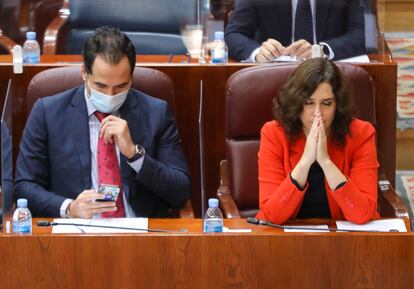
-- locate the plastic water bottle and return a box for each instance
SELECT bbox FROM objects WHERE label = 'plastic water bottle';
[203,198,224,232]
[23,31,40,64]
[211,31,228,64]
[13,198,32,234]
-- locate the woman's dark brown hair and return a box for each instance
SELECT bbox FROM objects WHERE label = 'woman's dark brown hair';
[273,58,354,145]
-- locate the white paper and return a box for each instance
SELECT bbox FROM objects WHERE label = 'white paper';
[272,54,370,63]
[336,218,407,232]
[273,55,298,62]
[52,218,148,233]
[283,224,330,232]
[223,227,252,233]
[337,54,370,63]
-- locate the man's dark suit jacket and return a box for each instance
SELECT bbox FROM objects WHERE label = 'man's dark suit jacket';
[14,86,191,217]
[225,0,366,61]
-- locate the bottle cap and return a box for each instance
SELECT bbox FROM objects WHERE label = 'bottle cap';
[26,31,36,40]
[208,198,219,208]
[17,198,28,208]
[214,31,224,40]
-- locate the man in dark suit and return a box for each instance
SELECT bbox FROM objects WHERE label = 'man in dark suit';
[14,27,191,218]
[225,0,366,62]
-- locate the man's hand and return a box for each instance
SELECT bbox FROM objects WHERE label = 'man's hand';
[99,115,136,159]
[67,189,117,218]
[256,39,287,62]
[286,39,312,60]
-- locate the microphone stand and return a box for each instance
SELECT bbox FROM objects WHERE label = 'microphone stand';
[246,217,399,233]
[37,220,188,233]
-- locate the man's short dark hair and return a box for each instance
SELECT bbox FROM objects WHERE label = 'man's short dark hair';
[82,26,136,75]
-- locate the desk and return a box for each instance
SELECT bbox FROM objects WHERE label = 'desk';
[0,56,397,215]
[0,218,413,289]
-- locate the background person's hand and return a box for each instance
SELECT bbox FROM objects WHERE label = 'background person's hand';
[256,39,287,62]
[67,189,117,218]
[286,40,312,60]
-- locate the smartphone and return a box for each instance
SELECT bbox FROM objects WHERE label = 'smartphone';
[96,184,120,202]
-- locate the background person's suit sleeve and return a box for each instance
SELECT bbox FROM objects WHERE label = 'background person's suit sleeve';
[320,0,366,60]
[225,1,261,61]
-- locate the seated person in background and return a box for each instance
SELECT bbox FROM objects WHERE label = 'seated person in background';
[225,0,366,62]
[256,58,379,225]
[14,26,191,218]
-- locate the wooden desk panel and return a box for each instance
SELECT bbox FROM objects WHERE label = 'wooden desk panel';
[0,56,397,216]
[0,219,413,289]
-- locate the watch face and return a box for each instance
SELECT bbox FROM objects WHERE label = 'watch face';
[136,144,145,155]
[128,145,145,163]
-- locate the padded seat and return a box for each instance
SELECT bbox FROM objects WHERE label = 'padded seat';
[43,0,200,55]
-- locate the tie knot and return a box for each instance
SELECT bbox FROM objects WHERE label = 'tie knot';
[94,111,109,122]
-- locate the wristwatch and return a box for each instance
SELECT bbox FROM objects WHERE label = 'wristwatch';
[127,144,145,162]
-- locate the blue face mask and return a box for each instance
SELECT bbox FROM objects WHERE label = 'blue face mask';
[86,78,129,113]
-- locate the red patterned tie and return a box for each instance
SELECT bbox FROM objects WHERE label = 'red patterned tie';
[94,111,126,218]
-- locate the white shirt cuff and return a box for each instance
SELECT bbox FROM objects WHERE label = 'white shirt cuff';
[319,42,335,60]
[60,198,74,218]
[128,155,145,174]
[248,47,261,62]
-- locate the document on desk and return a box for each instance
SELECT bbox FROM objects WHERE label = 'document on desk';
[337,54,370,63]
[271,55,370,63]
[273,55,298,62]
[283,225,330,233]
[223,227,252,233]
[52,218,148,233]
[336,218,407,232]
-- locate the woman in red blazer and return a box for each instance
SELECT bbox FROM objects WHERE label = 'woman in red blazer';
[256,58,380,225]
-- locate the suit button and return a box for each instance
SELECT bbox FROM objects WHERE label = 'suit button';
[279,195,288,202]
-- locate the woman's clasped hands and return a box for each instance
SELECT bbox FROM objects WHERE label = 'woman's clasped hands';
[302,113,330,167]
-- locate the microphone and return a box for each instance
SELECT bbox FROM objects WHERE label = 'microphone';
[246,217,400,232]
[37,220,188,233]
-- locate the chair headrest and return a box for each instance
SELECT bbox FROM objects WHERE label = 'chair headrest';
[69,0,197,33]
[225,62,375,139]
[27,66,175,112]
